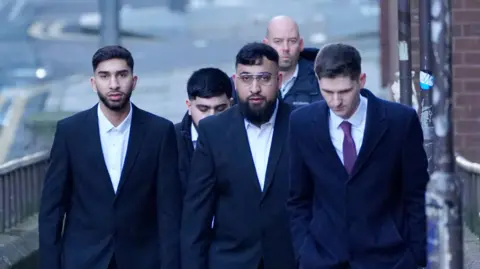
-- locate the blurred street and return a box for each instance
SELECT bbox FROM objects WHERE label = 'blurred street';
[0,0,380,163]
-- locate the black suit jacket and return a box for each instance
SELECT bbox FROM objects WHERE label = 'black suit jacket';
[287,89,429,269]
[39,104,181,269]
[181,103,296,269]
[174,112,195,195]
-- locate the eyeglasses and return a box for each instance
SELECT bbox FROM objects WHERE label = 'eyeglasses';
[237,73,275,86]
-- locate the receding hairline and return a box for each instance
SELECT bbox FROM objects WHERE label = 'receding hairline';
[265,15,300,38]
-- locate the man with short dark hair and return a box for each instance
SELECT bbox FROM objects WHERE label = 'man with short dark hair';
[175,67,233,192]
[39,45,181,269]
[181,42,296,269]
[287,43,428,269]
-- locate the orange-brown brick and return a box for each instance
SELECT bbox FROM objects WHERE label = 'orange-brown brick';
[384,0,480,161]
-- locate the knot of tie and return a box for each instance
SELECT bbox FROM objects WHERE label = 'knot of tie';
[340,121,353,139]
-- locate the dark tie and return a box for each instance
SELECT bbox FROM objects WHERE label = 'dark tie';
[340,121,357,174]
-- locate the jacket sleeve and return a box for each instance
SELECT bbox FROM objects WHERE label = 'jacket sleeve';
[286,114,314,262]
[157,121,182,269]
[39,121,72,269]
[180,122,216,269]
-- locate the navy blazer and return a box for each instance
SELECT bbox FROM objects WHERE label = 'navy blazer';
[287,89,428,269]
[181,103,296,269]
[39,104,181,269]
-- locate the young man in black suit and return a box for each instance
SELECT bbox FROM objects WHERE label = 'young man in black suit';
[288,43,429,269]
[175,67,233,193]
[39,45,181,269]
[181,42,296,269]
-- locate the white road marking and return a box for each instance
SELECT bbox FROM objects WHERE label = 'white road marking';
[360,5,380,17]
[48,20,65,38]
[27,20,158,42]
[309,32,327,44]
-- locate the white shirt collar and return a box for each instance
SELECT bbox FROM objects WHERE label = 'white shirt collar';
[280,64,299,97]
[97,102,133,134]
[330,95,368,129]
[191,122,198,142]
[244,99,279,129]
[284,64,299,84]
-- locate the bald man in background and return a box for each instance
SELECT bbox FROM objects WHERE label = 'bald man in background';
[230,16,322,108]
[264,15,322,107]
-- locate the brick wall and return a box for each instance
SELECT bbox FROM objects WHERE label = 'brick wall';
[384,0,480,162]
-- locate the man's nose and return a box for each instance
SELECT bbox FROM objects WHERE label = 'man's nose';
[331,94,342,107]
[250,80,262,93]
[109,77,120,89]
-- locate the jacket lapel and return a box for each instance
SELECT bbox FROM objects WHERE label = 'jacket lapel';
[228,107,262,193]
[115,105,147,196]
[84,105,116,197]
[312,102,346,174]
[349,89,388,179]
[261,103,290,200]
[179,112,195,161]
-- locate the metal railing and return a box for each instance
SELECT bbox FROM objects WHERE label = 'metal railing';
[0,150,49,233]
[457,155,480,237]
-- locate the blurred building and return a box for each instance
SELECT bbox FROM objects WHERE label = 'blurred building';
[380,0,480,162]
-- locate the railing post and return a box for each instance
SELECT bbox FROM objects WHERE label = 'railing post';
[425,0,463,268]
[397,0,413,106]
[99,0,121,46]
[419,0,435,175]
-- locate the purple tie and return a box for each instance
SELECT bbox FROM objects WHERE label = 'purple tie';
[340,121,357,174]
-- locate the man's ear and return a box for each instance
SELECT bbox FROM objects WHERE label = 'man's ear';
[186,99,192,115]
[90,77,97,93]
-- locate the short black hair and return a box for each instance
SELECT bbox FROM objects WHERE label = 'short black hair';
[187,67,233,100]
[92,45,134,72]
[314,43,361,80]
[235,42,279,67]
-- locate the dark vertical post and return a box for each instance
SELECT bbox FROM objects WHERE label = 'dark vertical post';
[397,0,413,106]
[99,0,121,46]
[419,0,435,175]
[425,0,463,268]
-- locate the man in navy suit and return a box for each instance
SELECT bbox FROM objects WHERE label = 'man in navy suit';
[287,43,429,269]
[39,45,181,269]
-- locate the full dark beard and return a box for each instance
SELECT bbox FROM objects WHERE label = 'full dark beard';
[239,97,277,126]
[97,90,132,112]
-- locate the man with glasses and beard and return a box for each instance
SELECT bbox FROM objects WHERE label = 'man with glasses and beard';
[181,42,296,269]
[39,45,181,269]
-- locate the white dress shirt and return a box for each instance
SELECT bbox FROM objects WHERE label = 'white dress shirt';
[191,123,198,149]
[98,103,132,193]
[280,64,299,98]
[329,96,368,164]
[244,101,279,191]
